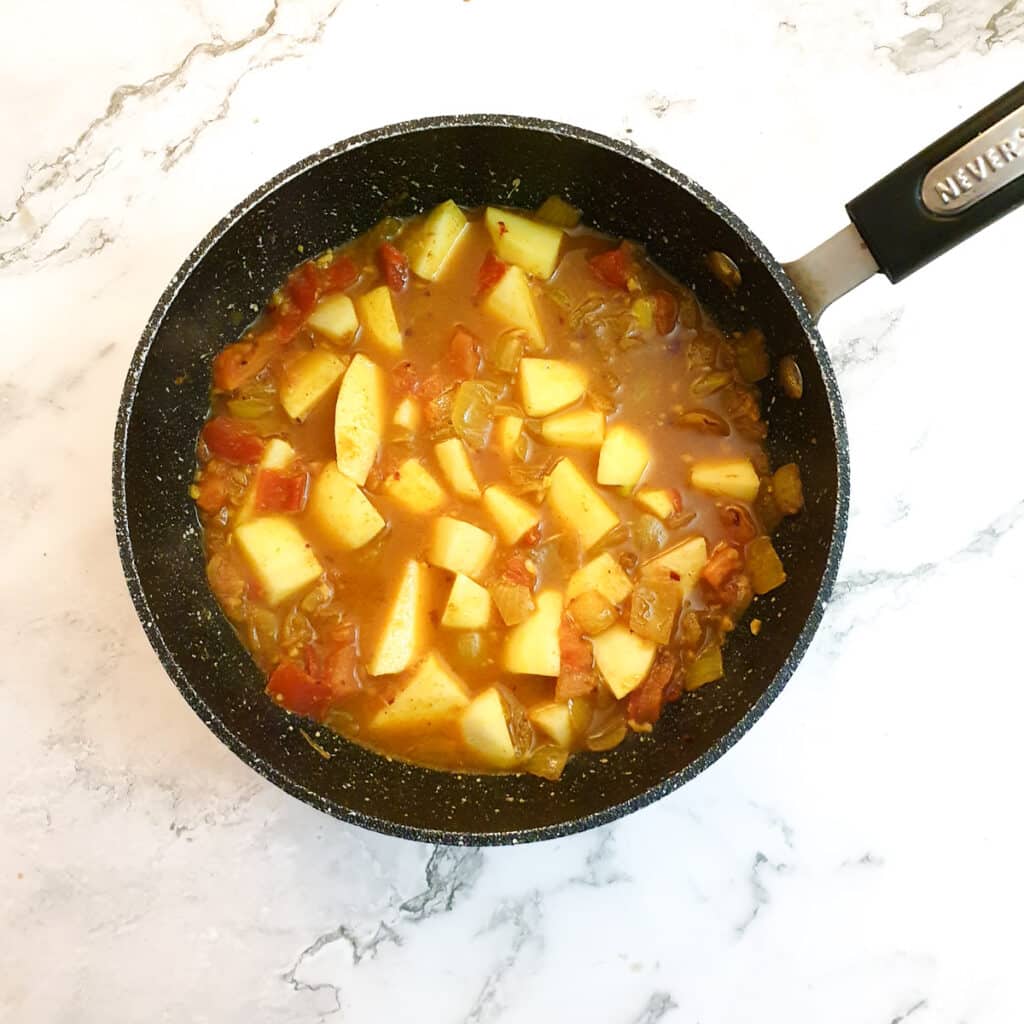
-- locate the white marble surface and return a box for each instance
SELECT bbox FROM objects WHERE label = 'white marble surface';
[2,1,1023,1020]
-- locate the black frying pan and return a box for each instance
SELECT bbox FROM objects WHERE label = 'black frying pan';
[113,83,1024,845]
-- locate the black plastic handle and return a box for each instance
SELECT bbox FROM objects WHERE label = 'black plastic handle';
[846,81,1024,283]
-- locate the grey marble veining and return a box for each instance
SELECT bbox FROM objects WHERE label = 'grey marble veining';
[2,1,1023,1021]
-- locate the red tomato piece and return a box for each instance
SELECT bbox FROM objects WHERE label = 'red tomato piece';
[447,327,480,379]
[378,243,410,292]
[254,467,309,514]
[265,662,330,721]
[286,261,320,318]
[701,541,743,590]
[652,289,678,334]
[476,250,507,296]
[626,650,678,725]
[324,644,362,700]
[500,553,535,588]
[719,504,757,544]
[516,524,542,548]
[212,330,282,391]
[194,465,229,513]
[588,243,632,290]
[201,416,265,464]
[559,614,592,673]
[320,255,357,293]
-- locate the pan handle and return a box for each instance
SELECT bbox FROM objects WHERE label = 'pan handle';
[785,80,1024,321]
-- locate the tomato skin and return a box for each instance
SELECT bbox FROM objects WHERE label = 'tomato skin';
[378,243,409,292]
[476,251,507,296]
[626,650,678,725]
[254,467,309,513]
[194,465,229,512]
[324,644,362,699]
[201,416,265,464]
[651,289,678,334]
[588,243,632,289]
[212,330,280,391]
[447,327,480,379]
[286,261,320,317]
[700,541,743,590]
[321,255,357,293]
[265,662,330,720]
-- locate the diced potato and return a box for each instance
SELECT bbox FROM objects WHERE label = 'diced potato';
[566,552,634,605]
[392,395,421,432]
[536,195,581,229]
[590,624,657,699]
[597,423,651,490]
[334,353,385,486]
[355,285,403,355]
[461,687,520,768]
[441,573,493,629]
[503,590,562,677]
[528,702,573,747]
[307,463,385,551]
[541,408,605,448]
[482,266,545,351]
[382,458,447,514]
[484,207,563,279]
[406,199,467,281]
[546,458,619,550]
[307,293,358,342]
[518,358,587,416]
[746,536,787,594]
[641,536,708,596]
[427,517,495,580]
[234,516,322,607]
[685,644,724,690]
[635,488,677,521]
[279,349,347,421]
[434,438,481,501]
[236,438,295,524]
[372,651,470,729]
[493,415,525,459]
[691,457,760,501]
[366,560,430,676]
[481,485,540,545]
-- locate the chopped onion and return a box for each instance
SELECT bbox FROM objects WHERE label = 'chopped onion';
[490,582,535,626]
[451,381,500,449]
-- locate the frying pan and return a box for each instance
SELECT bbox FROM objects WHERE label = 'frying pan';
[113,82,1024,845]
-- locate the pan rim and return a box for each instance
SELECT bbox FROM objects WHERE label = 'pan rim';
[112,113,850,846]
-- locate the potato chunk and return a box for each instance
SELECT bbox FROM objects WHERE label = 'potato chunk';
[307,293,358,342]
[590,624,657,699]
[356,285,403,355]
[441,573,493,629]
[371,651,470,730]
[690,457,760,501]
[279,349,347,422]
[529,702,572,747]
[493,415,525,459]
[546,458,619,550]
[597,424,651,490]
[481,485,540,545]
[541,408,605,448]
[635,488,677,521]
[641,536,707,596]
[366,560,430,676]
[566,551,634,605]
[234,516,321,607]
[382,458,447,514]
[407,199,467,281]
[434,437,481,501]
[518,358,587,416]
[461,687,521,768]
[503,590,562,677]
[392,395,421,432]
[307,463,385,551]
[428,517,496,580]
[482,266,545,351]
[484,207,563,279]
[334,353,385,486]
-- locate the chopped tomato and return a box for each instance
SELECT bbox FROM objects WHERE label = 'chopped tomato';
[588,243,632,290]
[378,243,409,292]
[559,614,592,673]
[715,573,753,617]
[516,524,542,548]
[392,360,419,394]
[202,416,265,464]
[254,467,309,513]
[321,254,357,293]
[627,649,679,725]
[719,504,757,544]
[652,290,678,334]
[194,464,229,513]
[286,261,321,317]
[701,541,743,590]
[476,251,507,296]
[447,327,480,379]
[500,553,535,588]
[324,645,362,700]
[302,644,322,681]
[212,330,281,391]
[265,662,330,720]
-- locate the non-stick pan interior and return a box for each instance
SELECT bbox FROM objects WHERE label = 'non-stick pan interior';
[114,116,847,843]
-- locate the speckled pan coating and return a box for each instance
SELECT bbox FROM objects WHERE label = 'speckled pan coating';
[112,115,849,846]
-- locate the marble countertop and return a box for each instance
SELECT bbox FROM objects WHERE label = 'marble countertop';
[3,1,1023,1020]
